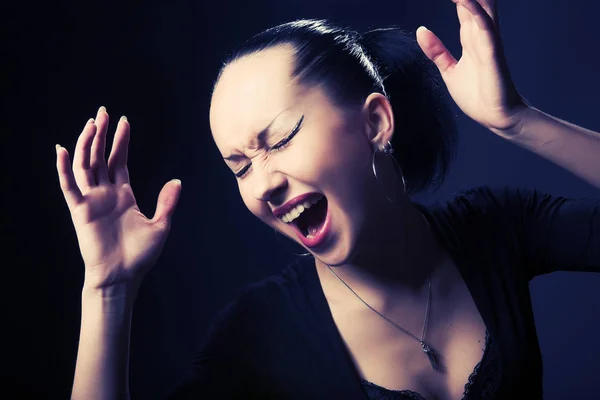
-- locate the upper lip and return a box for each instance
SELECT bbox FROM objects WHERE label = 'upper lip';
[272,192,323,219]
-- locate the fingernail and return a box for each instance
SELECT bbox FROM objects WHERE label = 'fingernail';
[55,144,61,152]
[98,106,106,113]
[87,118,95,124]
[172,179,182,186]
[120,115,128,122]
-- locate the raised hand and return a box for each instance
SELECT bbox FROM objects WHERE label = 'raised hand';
[56,107,182,292]
[416,0,528,136]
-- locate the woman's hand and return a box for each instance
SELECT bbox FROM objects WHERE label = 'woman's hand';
[416,0,528,137]
[56,107,182,292]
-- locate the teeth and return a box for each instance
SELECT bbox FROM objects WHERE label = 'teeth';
[290,208,300,220]
[280,195,323,223]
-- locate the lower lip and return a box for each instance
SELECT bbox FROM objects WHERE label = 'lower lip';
[290,200,332,249]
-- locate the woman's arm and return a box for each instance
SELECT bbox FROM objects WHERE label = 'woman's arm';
[496,106,600,189]
[416,0,600,189]
[71,285,136,400]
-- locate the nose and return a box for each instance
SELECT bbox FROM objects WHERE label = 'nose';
[251,165,287,204]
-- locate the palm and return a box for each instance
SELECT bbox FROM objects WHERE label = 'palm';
[417,0,525,133]
[56,108,181,290]
[72,185,163,288]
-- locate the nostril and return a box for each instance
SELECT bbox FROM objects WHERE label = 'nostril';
[269,186,287,203]
[271,186,285,204]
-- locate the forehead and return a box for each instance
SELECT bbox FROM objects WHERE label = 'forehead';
[210,45,309,150]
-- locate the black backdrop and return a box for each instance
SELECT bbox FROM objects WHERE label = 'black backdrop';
[3,0,600,398]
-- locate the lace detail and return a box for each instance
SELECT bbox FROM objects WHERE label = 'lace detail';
[360,330,499,400]
[361,379,426,400]
[466,330,499,400]
[462,329,490,396]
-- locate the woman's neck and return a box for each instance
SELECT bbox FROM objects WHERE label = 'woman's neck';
[314,200,448,312]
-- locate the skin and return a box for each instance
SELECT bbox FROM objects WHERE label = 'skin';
[210,45,448,311]
[58,0,600,397]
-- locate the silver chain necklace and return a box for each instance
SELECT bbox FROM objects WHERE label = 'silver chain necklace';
[326,266,438,370]
[325,214,439,371]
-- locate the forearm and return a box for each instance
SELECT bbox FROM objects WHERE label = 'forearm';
[71,285,138,400]
[497,106,600,189]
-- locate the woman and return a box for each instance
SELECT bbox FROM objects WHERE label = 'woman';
[59,0,600,399]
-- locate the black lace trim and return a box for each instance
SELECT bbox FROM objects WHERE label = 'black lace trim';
[359,330,499,400]
[361,379,426,400]
[463,329,499,400]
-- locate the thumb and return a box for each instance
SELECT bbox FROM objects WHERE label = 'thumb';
[416,26,457,75]
[152,179,182,227]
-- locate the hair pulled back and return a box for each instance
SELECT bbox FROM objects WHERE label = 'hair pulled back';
[215,19,457,195]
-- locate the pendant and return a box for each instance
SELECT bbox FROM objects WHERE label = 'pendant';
[420,341,439,371]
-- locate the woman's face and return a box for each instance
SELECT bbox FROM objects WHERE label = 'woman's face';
[210,45,395,265]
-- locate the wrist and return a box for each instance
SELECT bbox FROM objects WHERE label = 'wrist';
[81,282,140,314]
[490,103,535,140]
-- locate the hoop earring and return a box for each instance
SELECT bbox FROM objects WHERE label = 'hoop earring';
[372,141,406,204]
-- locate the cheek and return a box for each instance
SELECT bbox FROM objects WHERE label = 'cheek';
[317,137,375,221]
[315,133,372,190]
[239,185,259,212]
[296,125,365,181]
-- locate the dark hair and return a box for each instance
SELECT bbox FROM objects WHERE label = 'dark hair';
[215,19,457,196]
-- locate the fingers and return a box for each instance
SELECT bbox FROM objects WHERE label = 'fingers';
[471,0,498,25]
[151,179,182,228]
[107,116,131,186]
[456,0,496,31]
[58,107,133,210]
[72,118,98,192]
[416,26,457,75]
[90,106,110,185]
[56,144,84,211]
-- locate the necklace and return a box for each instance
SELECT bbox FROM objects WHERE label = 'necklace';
[325,212,439,371]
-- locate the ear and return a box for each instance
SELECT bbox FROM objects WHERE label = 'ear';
[362,92,395,150]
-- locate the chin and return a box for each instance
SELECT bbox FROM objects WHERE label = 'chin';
[308,216,362,268]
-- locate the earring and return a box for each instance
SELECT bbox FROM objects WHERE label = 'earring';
[372,141,407,204]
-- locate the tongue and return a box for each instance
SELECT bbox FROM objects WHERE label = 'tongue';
[308,224,321,237]
[304,198,327,237]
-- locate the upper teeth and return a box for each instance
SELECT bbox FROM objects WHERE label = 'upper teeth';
[281,195,323,223]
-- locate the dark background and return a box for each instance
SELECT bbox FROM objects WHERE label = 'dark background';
[3,0,600,398]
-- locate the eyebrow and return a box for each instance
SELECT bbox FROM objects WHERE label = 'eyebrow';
[223,109,290,161]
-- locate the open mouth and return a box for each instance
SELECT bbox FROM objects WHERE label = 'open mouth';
[281,195,327,238]
[276,193,331,248]
[286,196,328,238]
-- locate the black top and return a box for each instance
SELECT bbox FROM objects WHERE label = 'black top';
[359,329,497,399]
[165,186,600,399]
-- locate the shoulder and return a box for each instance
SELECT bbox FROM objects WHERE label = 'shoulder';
[241,256,311,308]
[165,263,308,398]
[210,257,311,335]
[423,185,547,223]
[416,185,546,251]
[418,184,594,256]
[438,185,590,224]
[446,185,540,212]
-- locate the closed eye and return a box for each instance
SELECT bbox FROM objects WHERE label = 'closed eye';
[234,164,251,178]
[271,115,304,152]
[234,115,304,179]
